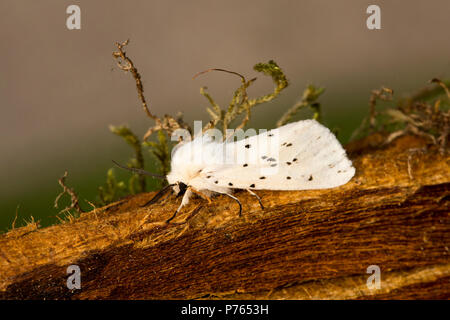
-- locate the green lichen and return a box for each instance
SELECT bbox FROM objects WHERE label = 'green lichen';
[96,125,148,206]
[199,60,290,136]
[109,125,146,192]
[276,84,325,127]
[97,168,127,206]
[143,130,171,185]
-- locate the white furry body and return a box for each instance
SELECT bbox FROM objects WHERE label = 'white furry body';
[166,119,355,213]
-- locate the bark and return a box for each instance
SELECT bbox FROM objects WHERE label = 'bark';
[0,133,449,299]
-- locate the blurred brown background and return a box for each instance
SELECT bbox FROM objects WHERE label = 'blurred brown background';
[1,0,449,229]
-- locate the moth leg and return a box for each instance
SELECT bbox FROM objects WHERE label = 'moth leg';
[167,205,203,226]
[190,187,212,204]
[167,188,192,223]
[223,193,243,217]
[246,189,264,210]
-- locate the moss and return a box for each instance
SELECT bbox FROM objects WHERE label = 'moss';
[97,168,127,206]
[143,130,171,187]
[351,79,450,153]
[97,40,449,209]
[276,84,325,127]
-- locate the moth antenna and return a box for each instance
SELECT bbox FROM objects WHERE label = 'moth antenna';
[142,183,175,207]
[112,160,165,179]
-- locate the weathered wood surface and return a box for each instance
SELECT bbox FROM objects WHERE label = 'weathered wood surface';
[0,134,449,299]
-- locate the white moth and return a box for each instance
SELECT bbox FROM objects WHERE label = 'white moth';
[115,119,355,222]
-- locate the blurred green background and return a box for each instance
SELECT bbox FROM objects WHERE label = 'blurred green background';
[1,0,449,231]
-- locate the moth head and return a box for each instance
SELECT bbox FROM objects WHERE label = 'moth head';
[172,181,188,196]
[166,169,191,187]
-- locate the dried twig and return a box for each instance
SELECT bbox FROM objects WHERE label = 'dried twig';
[193,68,247,82]
[352,80,449,154]
[350,86,393,142]
[431,78,450,99]
[112,40,161,124]
[194,68,255,135]
[11,205,19,230]
[112,40,190,142]
[54,171,83,215]
[369,87,394,130]
[143,114,191,142]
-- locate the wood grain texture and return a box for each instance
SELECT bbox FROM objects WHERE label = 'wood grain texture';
[0,133,449,299]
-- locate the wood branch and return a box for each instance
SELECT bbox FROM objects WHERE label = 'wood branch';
[0,134,449,300]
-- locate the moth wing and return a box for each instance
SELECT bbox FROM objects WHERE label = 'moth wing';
[201,119,355,190]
